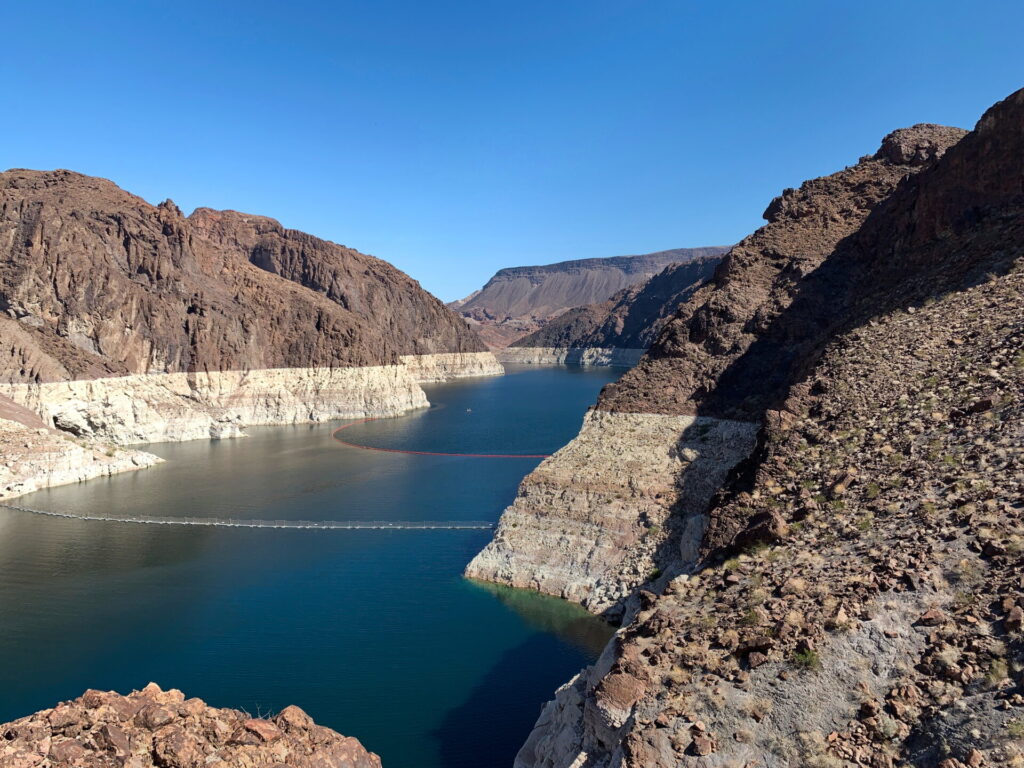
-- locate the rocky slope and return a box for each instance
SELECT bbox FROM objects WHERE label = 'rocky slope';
[453,247,728,348]
[476,89,1024,767]
[467,121,968,616]
[0,170,501,490]
[500,255,722,367]
[0,683,381,768]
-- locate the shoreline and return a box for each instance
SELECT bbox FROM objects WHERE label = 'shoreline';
[0,352,502,500]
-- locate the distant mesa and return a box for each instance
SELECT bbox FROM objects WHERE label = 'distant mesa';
[450,247,730,348]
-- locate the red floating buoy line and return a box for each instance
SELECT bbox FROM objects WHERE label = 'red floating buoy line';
[331,418,552,459]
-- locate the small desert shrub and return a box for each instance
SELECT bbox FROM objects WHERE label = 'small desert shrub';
[792,648,822,670]
[740,609,761,627]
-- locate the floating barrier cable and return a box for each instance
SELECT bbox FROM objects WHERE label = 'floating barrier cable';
[0,503,493,530]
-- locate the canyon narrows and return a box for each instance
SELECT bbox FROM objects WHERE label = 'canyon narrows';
[469,92,1024,767]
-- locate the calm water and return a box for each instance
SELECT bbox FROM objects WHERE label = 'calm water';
[0,365,619,768]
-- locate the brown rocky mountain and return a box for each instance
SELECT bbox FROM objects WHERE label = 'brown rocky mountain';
[0,169,485,384]
[0,684,381,768]
[502,254,722,365]
[451,247,729,348]
[0,169,501,460]
[469,88,1024,766]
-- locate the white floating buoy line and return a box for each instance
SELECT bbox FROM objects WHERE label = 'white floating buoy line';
[0,503,494,530]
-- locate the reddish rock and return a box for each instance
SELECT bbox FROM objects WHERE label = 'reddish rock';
[0,684,381,768]
[0,169,484,386]
[243,717,283,742]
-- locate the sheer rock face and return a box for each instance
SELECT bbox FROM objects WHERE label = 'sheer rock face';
[0,684,382,768]
[451,247,730,349]
[466,122,967,618]
[0,169,485,385]
[509,91,1024,768]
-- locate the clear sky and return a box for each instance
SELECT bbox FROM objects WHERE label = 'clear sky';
[4,1,1023,301]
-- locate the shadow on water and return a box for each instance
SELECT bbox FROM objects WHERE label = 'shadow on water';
[431,632,592,768]
[466,579,615,658]
[433,582,615,768]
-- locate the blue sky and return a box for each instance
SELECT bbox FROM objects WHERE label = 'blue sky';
[4,1,1023,301]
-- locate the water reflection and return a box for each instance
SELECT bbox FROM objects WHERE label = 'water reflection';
[466,579,614,658]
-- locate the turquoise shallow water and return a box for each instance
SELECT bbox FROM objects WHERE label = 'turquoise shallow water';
[0,365,619,768]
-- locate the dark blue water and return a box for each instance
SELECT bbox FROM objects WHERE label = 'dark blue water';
[0,365,619,768]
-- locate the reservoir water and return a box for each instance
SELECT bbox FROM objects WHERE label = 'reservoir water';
[0,364,620,768]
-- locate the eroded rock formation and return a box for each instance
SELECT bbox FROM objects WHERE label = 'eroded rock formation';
[467,122,967,617]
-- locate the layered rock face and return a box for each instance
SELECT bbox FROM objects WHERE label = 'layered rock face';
[501,90,1024,767]
[0,394,159,499]
[0,683,381,768]
[466,409,757,611]
[0,170,501,481]
[1,365,430,445]
[504,255,722,367]
[467,122,967,618]
[452,247,729,348]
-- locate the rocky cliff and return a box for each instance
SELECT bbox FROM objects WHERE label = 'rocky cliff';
[472,89,1024,767]
[468,122,968,616]
[453,247,729,348]
[0,170,486,382]
[0,170,501,489]
[500,255,722,367]
[0,684,381,768]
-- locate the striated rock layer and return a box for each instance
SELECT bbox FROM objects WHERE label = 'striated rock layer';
[467,122,967,619]
[495,89,1024,767]
[466,410,757,612]
[0,394,160,500]
[0,683,381,768]
[0,353,500,446]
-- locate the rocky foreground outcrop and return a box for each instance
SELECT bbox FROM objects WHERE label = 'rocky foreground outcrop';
[453,247,728,348]
[0,684,381,768]
[472,88,1024,767]
[0,169,501,493]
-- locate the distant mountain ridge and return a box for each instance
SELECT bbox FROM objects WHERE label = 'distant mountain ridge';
[451,246,730,348]
[510,255,722,354]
